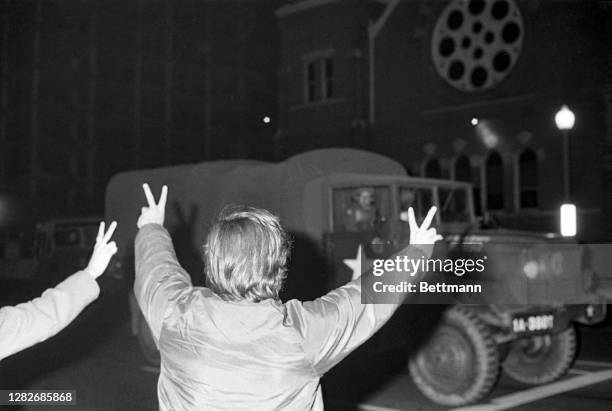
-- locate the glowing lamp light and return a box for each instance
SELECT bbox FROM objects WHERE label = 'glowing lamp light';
[554,105,575,131]
[482,132,498,149]
[560,203,577,237]
[262,116,271,124]
[473,119,499,148]
[471,117,479,126]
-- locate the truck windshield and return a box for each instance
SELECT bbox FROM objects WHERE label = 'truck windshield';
[398,186,435,225]
[437,186,471,223]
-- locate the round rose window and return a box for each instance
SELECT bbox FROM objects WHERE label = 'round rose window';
[431,0,524,91]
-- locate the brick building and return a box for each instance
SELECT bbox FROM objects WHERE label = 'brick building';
[275,0,612,241]
[0,0,279,224]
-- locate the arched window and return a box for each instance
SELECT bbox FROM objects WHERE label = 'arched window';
[519,148,538,208]
[454,155,477,214]
[454,155,471,182]
[424,158,442,178]
[486,151,504,210]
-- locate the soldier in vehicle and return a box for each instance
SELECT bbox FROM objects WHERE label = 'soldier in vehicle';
[344,187,379,232]
[399,188,417,223]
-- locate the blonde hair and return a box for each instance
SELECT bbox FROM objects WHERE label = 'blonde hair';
[204,205,291,302]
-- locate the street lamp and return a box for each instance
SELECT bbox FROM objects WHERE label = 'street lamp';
[555,104,576,236]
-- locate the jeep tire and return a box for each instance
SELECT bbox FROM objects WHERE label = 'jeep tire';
[502,325,576,385]
[138,313,161,366]
[408,306,500,406]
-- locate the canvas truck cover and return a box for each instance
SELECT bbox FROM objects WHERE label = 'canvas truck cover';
[104,148,406,261]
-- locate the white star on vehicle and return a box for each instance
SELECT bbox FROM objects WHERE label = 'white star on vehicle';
[344,245,364,281]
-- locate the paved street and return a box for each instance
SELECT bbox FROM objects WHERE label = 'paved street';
[1,281,612,411]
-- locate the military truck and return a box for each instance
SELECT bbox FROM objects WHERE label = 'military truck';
[105,148,608,406]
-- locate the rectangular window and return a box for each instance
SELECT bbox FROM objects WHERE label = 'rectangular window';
[473,187,483,216]
[324,58,333,99]
[304,55,334,103]
[306,61,319,102]
[519,150,539,209]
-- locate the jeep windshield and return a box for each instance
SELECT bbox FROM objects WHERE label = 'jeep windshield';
[327,176,475,235]
[437,186,472,223]
[398,182,474,229]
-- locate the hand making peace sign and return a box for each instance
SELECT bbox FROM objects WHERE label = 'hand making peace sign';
[137,183,168,229]
[85,221,118,279]
[407,206,443,248]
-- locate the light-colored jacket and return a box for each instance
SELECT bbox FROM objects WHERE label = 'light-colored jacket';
[134,224,425,411]
[0,271,100,361]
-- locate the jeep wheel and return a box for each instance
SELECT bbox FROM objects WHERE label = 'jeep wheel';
[502,326,576,385]
[138,314,161,366]
[408,306,500,406]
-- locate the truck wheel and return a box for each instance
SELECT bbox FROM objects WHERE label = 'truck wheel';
[408,306,500,406]
[502,326,576,385]
[138,314,161,366]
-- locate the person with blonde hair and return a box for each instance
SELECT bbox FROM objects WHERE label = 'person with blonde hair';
[134,184,441,410]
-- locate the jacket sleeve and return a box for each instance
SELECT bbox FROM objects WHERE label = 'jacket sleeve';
[134,223,192,344]
[0,270,100,361]
[286,245,429,376]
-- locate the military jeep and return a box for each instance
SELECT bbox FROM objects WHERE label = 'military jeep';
[318,172,607,405]
[105,149,607,406]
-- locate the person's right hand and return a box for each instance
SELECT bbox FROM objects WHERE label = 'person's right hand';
[407,206,443,256]
[85,221,118,279]
[137,183,168,228]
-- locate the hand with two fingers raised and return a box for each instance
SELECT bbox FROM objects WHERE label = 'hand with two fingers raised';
[137,183,168,229]
[407,206,443,256]
[85,221,118,279]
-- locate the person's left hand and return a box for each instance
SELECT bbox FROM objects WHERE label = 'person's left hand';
[85,221,118,279]
[137,183,168,228]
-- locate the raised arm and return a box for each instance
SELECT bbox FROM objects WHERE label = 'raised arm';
[0,221,117,361]
[289,207,442,375]
[134,184,192,344]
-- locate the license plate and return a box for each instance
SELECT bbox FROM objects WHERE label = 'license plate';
[512,313,555,334]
